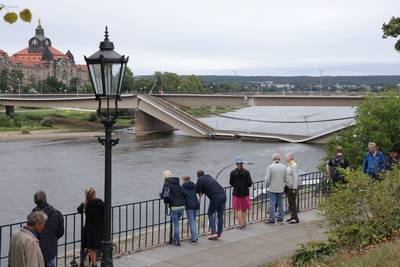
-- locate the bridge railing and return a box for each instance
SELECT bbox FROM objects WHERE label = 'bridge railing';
[0,171,325,267]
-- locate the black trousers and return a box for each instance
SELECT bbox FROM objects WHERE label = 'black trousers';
[285,186,298,220]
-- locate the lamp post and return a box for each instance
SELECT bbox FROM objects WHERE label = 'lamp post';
[84,26,128,267]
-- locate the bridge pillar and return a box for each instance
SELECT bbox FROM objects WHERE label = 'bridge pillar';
[135,109,175,135]
[5,105,15,117]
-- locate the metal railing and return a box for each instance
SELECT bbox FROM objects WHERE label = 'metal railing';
[0,171,325,267]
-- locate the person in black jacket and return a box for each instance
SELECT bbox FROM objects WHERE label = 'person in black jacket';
[77,188,104,267]
[160,170,185,246]
[195,170,227,240]
[32,191,64,267]
[230,156,253,229]
[181,176,200,243]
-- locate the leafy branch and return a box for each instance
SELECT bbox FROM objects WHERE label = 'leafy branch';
[382,16,400,52]
[0,3,31,24]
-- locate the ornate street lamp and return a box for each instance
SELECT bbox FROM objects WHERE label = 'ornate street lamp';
[85,26,128,267]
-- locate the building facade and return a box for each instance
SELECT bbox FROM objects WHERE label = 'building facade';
[0,21,89,90]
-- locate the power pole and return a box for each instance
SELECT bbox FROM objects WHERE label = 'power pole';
[318,69,323,93]
[233,70,238,93]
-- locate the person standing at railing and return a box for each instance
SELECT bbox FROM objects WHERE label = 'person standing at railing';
[285,152,300,224]
[160,170,185,246]
[326,146,350,187]
[363,142,385,181]
[264,153,289,225]
[8,211,48,267]
[77,188,105,267]
[229,156,253,229]
[31,191,64,267]
[195,170,227,240]
[181,176,200,244]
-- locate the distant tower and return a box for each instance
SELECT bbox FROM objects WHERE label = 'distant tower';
[28,19,52,53]
[66,50,75,63]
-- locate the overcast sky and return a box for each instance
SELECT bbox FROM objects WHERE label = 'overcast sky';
[1,0,400,76]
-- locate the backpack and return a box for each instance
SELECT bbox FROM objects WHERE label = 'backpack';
[331,157,345,182]
[160,182,172,205]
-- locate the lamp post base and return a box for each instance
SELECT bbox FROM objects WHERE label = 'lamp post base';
[101,240,114,267]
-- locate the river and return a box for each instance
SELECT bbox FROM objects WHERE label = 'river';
[0,106,354,225]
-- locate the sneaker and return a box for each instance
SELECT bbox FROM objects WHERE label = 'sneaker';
[173,240,181,246]
[190,239,199,244]
[277,220,284,225]
[264,220,275,225]
[288,219,299,224]
[286,217,293,222]
[208,233,218,240]
[217,234,222,240]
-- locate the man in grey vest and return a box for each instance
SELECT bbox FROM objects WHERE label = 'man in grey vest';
[265,153,289,225]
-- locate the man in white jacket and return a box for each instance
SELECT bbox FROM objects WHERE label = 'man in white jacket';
[285,152,300,224]
[265,153,289,224]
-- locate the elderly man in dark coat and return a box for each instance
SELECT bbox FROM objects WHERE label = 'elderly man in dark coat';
[32,191,64,267]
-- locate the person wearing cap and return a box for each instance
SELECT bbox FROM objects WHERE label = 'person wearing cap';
[9,211,48,267]
[230,156,253,229]
[385,146,399,171]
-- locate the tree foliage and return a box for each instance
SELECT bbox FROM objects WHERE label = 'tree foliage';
[325,91,400,166]
[382,16,400,52]
[121,66,134,92]
[0,3,31,24]
[42,76,65,93]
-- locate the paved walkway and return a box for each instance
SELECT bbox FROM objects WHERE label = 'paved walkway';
[114,210,325,267]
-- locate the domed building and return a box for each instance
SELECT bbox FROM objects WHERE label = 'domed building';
[0,20,89,89]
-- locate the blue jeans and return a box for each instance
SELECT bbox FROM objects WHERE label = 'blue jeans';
[171,209,184,243]
[47,258,56,267]
[186,209,198,241]
[268,192,284,222]
[208,194,227,235]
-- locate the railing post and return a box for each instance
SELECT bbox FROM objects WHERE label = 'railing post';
[79,213,85,267]
[169,218,173,244]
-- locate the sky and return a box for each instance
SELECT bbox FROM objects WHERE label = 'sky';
[1,0,400,76]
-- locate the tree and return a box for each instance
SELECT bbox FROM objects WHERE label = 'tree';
[382,17,400,52]
[121,66,134,92]
[180,75,208,93]
[325,91,400,166]
[69,77,79,91]
[42,76,65,93]
[9,69,24,92]
[0,3,31,24]
[0,68,10,92]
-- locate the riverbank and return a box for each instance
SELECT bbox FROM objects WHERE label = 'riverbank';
[0,106,240,141]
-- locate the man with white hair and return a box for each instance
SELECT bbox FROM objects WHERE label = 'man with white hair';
[9,211,48,267]
[285,152,300,224]
[265,153,289,225]
[363,142,385,180]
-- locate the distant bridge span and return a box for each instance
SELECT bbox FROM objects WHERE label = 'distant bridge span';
[0,93,363,109]
[0,94,359,143]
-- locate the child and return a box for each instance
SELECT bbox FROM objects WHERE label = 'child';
[181,176,200,243]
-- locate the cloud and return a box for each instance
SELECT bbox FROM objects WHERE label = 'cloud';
[1,0,399,75]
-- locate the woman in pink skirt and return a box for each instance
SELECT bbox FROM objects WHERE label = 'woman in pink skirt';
[230,156,253,228]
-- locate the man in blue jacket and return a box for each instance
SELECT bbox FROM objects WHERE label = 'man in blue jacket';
[363,142,385,180]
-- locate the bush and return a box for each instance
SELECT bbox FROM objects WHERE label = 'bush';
[86,113,98,122]
[0,115,14,127]
[292,240,336,266]
[39,117,55,127]
[21,127,30,134]
[319,168,400,249]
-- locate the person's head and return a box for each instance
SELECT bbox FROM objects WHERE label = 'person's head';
[336,146,344,156]
[235,156,244,170]
[162,170,173,180]
[389,147,398,159]
[182,176,191,183]
[284,152,294,163]
[196,170,205,178]
[368,142,377,153]
[27,211,48,233]
[34,191,47,206]
[272,153,281,162]
[85,187,96,204]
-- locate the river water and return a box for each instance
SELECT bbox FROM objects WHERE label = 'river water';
[0,106,354,225]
